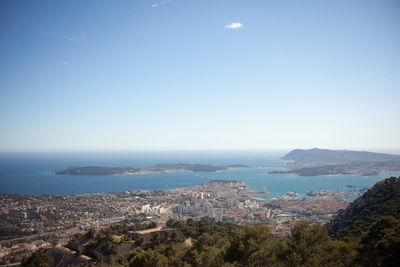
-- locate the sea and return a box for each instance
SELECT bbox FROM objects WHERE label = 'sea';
[0,150,399,198]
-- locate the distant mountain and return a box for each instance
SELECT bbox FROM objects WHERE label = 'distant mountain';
[273,148,400,176]
[327,176,400,239]
[282,148,400,166]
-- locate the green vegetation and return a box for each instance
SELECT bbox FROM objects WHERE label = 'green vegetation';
[357,216,400,267]
[328,176,400,239]
[23,217,400,266]
[23,177,400,266]
[22,248,50,267]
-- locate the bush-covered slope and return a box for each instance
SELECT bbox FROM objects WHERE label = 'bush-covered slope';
[24,216,400,267]
[328,176,400,239]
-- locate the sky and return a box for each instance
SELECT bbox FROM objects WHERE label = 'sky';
[0,0,399,151]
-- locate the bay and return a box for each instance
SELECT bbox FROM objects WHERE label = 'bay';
[0,151,398,197]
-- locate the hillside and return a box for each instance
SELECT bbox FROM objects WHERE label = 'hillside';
[276,148,400,176]
[327,176,400,239]
[283,148,400,166]
[23,214,400,267]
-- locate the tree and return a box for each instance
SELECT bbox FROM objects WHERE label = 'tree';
[225,223,272,264]
[357,216,400,267]
[22,248,50,267]
[87,227,96,238]
[129,250,169,267]
[76,247,83,257]
[148,222,158,229]
[286,221,358,266]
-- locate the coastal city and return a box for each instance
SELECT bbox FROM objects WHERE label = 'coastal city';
[0,180,356,265]
[1,0,399,265]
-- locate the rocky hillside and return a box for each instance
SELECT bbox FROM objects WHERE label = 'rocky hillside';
[327,176,400,239]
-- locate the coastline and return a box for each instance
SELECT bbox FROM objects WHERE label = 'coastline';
[4,162,400,196]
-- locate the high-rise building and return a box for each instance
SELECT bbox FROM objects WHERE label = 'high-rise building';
[215,209,223,222]
[207,208,214,218]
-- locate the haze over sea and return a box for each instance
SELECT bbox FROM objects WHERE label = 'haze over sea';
[1,151,399,198]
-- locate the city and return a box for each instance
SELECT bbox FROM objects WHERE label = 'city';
[0,180,352,265]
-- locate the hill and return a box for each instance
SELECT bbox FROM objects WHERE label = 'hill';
[275,148,400,176]
[283,148,400,166]
[52,163,247,175]
[23,214,400,267]
[327,176,400,239]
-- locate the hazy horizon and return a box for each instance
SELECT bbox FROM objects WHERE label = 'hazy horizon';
[1,147,400,156]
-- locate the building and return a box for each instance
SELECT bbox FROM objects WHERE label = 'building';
[215,209,223,222]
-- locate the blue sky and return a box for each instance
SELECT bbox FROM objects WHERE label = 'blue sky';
[0,0,399,151]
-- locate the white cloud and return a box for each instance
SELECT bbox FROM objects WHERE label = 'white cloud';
[151,0,173,8]
[225,22,243,29]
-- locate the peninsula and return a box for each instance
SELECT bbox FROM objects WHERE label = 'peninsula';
[271,148,400,176]
[52,163,249,175]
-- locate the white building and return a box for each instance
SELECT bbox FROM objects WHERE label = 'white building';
[215,209,223,222]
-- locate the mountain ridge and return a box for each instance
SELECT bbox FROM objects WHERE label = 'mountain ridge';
[274,148,400,176]
[282,148,400,166]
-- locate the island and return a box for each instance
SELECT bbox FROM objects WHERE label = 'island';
[271,148,400,176]
[52,163,249,175]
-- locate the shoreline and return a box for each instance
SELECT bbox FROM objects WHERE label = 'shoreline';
[3,168,399,197]
[51,166,281,177]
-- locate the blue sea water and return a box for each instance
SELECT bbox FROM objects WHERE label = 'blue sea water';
[0,151,398,197]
